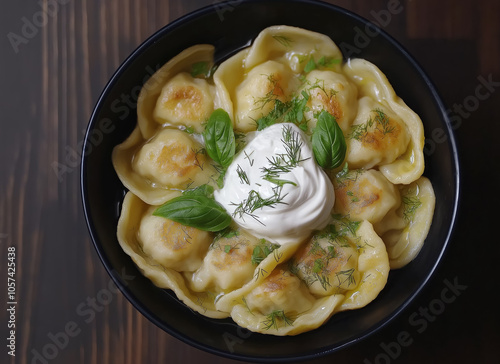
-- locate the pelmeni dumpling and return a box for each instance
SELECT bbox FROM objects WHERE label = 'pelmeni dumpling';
[138,205,212,272]
[378,177,435,269]
[290,230,361,296]
[332,168,400,225]
[300,69,358,132]
[117,192,228,319]
[153,72,215,133]
[345,96,411,171]
[137,44,215,139]
[344,59,425,184]
[113,127,218,205]
[234,60,296,132]
[189,228,261,292]
[243,25,343,73]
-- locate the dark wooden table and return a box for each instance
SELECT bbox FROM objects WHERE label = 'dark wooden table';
[1,0,499,363]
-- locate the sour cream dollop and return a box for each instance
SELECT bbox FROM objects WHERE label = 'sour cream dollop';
[214,123,335,245]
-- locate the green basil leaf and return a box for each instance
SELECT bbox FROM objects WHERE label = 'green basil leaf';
[153,195,231,232]
[182,184,214,198]
[203,109,235,169]
[311,110,346,169]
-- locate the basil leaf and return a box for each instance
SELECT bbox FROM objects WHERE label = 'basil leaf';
[153,194,231,232]
[203,109,235,169]
[182,184,214,198]
[311,110,346,169]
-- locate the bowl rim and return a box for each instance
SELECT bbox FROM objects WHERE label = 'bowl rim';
[80,0,461,361]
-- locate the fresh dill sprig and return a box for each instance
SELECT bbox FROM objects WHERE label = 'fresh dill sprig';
[402,194,422,222]
[262,310,294,330]
[243,150,255,166]
[272,35,293,48]
[231,186,288,224]
[236,164,250,185]
[349,108,395,141]
[260,125,309,186]
[256,91,310,131]
[251,239,280,265]
[335,268,356,287]
[254,74,283,111]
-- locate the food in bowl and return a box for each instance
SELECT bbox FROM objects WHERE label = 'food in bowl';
[112,25,435,336]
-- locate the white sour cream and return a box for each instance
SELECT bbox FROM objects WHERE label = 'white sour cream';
[214,123,335,245]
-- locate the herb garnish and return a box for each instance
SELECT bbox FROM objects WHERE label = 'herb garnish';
[251,239,280,265]
[190,61,217,78]
[303,55,342,73]
[349,108,395,141]
[256,91,310,131]
[203,108,236,169]
[153,184,232,232]
[311,110,346,169]
[272,35,293,48]
[262,310,294,330]
[402,194,422,222]
[260,124,309,186]
[231,186,288,224]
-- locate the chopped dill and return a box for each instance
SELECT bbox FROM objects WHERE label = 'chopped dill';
[272,35,293,48]
[236,164,250,185]
[262,310,294,330]
[403,194,422,222]
[349,108,395,141]
[231,186,288,224]
[251,239,280,265]
[336,268,356,287]
[256,91,310,131]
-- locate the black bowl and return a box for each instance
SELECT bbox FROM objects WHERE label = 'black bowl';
[81,0,460,362]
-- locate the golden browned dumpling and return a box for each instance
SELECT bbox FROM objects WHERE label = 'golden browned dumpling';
[153,72,214,133]
[346,97,410,170]
[138,206,213,272]
[300,69,358,132]
[234,60,295,132]
[190,228,260,292]
[333,168,400,225]
[132,128,208,188]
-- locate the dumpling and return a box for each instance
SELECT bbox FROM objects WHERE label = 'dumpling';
[332,168,400,225]
[138,205,212,272]
[137,44,215,139]
[300,69,358,132]
[244,267,316,318]
[378,177,436,269]
[234,60,295,132]
[153,72,215,133]
[343,58,425,184]
[113,126,218,205]
[289,217,389,307]
[189,228,262,292]
[290,230,361,296]
[132,128,210,187]
[243,25,343,74]
[116,192,229,319]
[336,220,390,311]
[345,96,411,171]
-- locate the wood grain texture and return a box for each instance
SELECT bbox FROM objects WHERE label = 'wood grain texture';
[0,0,499,363]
